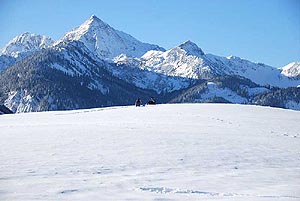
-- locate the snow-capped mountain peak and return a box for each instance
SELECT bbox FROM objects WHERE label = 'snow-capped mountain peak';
[88,14,109,26]
[130,41,300,87]
[61,15,111,42]
[1,32,54,58]
[57,15,165,59]
[280,61,300,78]
[135,41,209,79]
[178,40,204,57]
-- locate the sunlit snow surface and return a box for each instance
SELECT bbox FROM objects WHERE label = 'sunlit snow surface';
[0,104,299,200]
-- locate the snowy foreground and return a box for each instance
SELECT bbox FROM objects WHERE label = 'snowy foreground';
[0,103,300,201]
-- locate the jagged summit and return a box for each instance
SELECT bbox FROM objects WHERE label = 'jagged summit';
[86,15,110,29]
[14,32,31,39]
[178,40,204,57]
[88,15,106,24]
[57,15,164,59]
[1,32,54,58]
[59,15,112,42]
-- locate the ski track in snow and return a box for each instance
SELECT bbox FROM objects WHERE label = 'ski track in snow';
[0,103,300,201]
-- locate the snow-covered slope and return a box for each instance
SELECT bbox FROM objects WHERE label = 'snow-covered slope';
[1,32,54,58]
[280,62,300,78]
[200,82,248,103]
[111,54,193,93]
[4,90,40,113]
[205,55,300,87]
[0,104,299,200]
[141,41,213,79]
[56,15,164,59]
[115,41,300,88]
[51,40,108,78]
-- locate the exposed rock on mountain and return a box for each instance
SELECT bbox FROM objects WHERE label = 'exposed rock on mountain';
[0,15,299,112]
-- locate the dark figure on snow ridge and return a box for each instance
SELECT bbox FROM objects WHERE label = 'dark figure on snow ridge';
[135,98,142,107]
[147,97,156,105]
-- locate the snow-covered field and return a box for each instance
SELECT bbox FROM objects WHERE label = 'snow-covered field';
[0,104,299,201]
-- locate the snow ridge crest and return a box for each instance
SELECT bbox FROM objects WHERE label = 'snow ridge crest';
[1,32,54,58]
[178,40,204,57]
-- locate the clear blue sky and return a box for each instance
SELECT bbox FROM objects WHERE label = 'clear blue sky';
[0,0,299,67]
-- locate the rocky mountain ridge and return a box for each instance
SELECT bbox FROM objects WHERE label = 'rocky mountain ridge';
[0,15,299,112]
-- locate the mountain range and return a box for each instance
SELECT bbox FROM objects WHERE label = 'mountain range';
[0,15,299,113]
